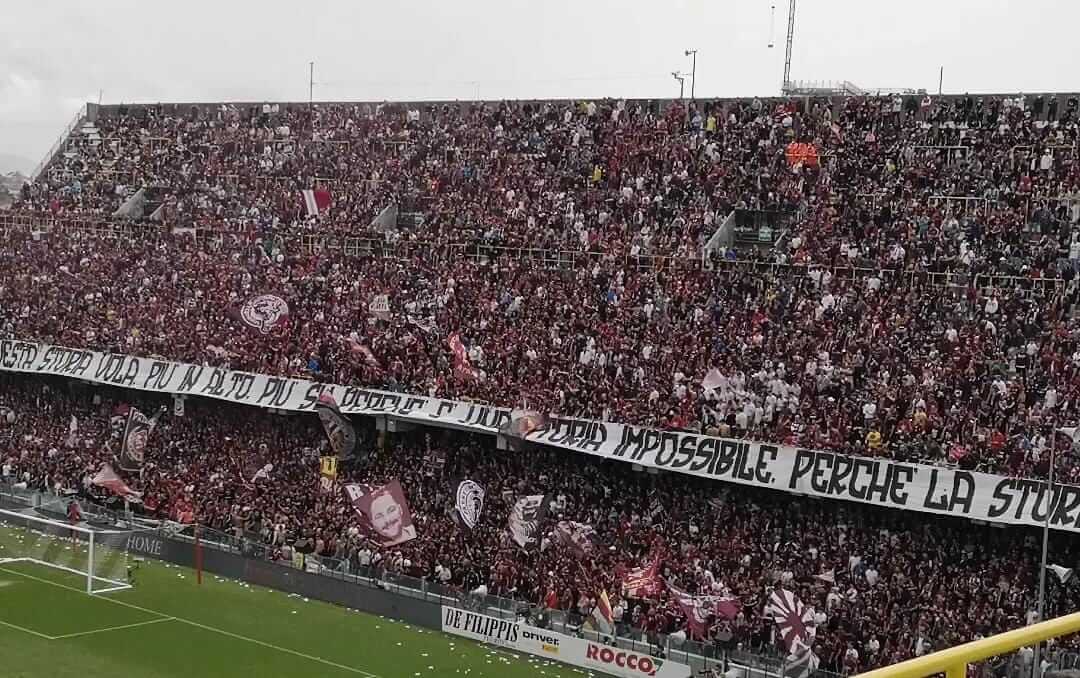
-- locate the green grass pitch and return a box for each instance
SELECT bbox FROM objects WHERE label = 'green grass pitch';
[0,526,592,678]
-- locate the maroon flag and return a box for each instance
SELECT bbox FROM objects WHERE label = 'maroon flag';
[315,392,358,461]
[554,520,597,557]
[665,581,712,640]
[301,188,331,217]
[765,588,816,652]
[343,335,382,370]
[92,464,141,501]
[447,333,475,380]
[714,596,741,621]
[623,555,665,599]
[500,409,549,439]
[343,480,417,547]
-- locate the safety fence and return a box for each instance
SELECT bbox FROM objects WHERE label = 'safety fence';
[0,212,1066,295]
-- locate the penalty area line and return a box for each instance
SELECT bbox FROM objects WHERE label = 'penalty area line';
[50,616,177,640]
[0,618,56,640]
[0,566,381,677]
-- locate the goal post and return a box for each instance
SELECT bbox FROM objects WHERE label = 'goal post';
[853,610,1080,678]
[0,507,150,595]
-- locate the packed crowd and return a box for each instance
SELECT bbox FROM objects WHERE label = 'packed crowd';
[3,226,1080,481]
[11,93,1080,274]
[1,375,1076,675]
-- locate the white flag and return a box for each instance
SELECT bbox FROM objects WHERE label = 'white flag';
[1049,564,1074,584]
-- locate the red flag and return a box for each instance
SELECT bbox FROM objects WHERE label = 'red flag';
[345,336,382,369]
[447,333,475,380]
[301,188,331,217]
[92,464,142,501]
[623,554,664,599]
[665,581,711,639]
[714,596,740,621]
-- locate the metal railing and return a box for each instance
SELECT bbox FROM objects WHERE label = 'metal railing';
[30,104,87,182]
[0,212,1067,293]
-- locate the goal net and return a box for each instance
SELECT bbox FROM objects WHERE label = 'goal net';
[0,507,154,594]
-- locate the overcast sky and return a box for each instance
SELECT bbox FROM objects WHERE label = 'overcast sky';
[1,0,1077,173]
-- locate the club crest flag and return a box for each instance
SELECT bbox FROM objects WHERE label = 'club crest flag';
[453,479,485,530]
[234,293,290,335]
[508,494,547,549]
[315,392,358,461]
[117,407,160,472]
[342,480,417,547]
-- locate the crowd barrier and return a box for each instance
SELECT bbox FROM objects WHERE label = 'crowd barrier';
[0,212,1068,294]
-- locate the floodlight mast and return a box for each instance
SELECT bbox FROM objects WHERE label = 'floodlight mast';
[781,0,796,95]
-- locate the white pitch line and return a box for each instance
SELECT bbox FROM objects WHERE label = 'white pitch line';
[0,566,381,677]
[0,618,55,640]
[51,616,176,640]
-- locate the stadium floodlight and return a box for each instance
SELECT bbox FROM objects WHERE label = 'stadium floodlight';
[671,72,686,99]
[684,49,697,100]
[0,507,152,595]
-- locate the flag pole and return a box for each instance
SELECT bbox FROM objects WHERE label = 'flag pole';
[194,511,203,587]
[1034,420,1056,676]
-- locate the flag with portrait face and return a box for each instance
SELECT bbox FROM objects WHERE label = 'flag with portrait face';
[499,409,549,439]
[343,480,416,547]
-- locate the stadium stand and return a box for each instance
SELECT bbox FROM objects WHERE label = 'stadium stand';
[1,373,1077,676]
[3,91,1080,676]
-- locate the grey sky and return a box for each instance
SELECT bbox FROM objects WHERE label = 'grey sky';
[2,0,1077,173]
